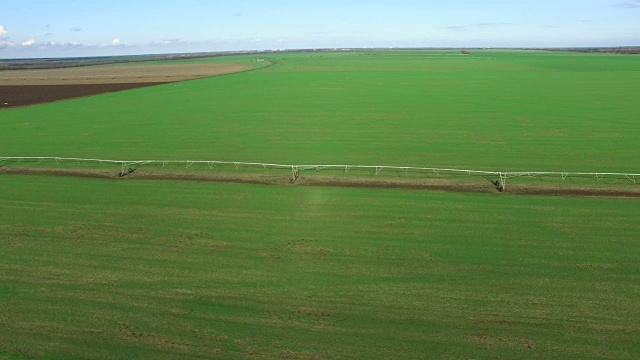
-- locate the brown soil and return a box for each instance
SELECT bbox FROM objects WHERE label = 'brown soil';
[0,63,252,108]
[0,83,167,108]
[0,63,251,85]
[1,166,638,198]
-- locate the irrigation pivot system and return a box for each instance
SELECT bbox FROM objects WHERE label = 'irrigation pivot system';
[1,156,638,191]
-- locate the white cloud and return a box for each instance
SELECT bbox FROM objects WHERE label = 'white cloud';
[22,39,36,46]
[148,38,187,46]
[0,39,15,48]
[57,41,83,49]
[112,38,121,45]
[617,0,640,8]
[0,25,7,36]
[443,23,501,32]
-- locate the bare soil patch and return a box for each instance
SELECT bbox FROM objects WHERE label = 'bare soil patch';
[2,166,638,198]
[0,63,251,108]
[0,63,251,85]
[0,83,166,108]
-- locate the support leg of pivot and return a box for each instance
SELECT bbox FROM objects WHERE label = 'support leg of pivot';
[492,173,506,192]
[119,163,136,177]
[499,173,506,192]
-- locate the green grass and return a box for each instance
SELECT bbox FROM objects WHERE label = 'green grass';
[1,50,638,358]
[1,175,638,359]
[1,50,639,173]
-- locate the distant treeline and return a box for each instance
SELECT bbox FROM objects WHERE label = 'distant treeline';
[2,47,638,71]
[529,47,640,55]
[0,51,272,71]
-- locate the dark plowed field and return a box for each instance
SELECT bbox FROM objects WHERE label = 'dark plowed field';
[0,83,166,109]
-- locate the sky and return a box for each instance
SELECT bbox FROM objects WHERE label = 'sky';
[1,0,639,58]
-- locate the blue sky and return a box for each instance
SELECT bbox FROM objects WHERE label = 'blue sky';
[1,0,639,58]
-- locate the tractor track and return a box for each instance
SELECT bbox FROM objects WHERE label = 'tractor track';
[2,167,638,198]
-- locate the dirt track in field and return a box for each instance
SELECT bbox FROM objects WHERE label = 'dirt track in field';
[1,167,638,198]
[0,63,251,108]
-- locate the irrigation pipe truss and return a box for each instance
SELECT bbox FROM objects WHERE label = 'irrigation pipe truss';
[1,156,638,189]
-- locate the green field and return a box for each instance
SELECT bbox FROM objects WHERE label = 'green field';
[1,51,639,359]
[1,175,638,359]
[1,50,639,173]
